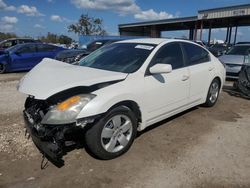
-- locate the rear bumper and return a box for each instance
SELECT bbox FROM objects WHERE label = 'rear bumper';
[225,64,242,79]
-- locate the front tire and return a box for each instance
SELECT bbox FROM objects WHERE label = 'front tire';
[0,63,6,74]
[203,78,220,107]
[85,106,137,160]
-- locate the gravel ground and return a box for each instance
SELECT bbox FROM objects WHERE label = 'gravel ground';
[0,72,250,188]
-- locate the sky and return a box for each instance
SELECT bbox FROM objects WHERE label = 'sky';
[1,0,250,42]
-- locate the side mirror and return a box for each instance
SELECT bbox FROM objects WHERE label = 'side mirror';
[149,64,172,74]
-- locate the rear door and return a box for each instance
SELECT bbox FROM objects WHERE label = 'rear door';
[181,42,215,103]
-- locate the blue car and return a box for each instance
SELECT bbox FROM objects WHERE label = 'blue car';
[0,43,65,73]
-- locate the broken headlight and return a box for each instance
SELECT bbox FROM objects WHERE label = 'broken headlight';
[41,94,95,125]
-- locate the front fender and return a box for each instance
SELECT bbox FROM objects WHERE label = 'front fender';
[76,92,144,120]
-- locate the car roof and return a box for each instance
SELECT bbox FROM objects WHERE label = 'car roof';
[17,42,43,46]
[9,42,55,48]
[3,38,36,41]
[115,38,196,45]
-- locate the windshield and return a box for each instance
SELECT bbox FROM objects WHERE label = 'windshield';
[227,45,250,55]
[79,43,155,73]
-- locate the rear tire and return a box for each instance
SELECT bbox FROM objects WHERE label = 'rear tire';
[85,106,137,160]
[203,78,220,107]
[0,63,6,74]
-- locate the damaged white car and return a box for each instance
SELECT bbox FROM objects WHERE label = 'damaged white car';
[18,38,225,166]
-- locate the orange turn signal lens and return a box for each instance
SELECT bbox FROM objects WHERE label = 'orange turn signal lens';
[56,96,81,111]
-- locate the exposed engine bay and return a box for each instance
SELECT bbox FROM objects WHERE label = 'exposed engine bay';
[22,81,119,167]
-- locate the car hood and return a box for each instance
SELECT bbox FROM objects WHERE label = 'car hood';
[18,58,128,99]
[219,55,245,65]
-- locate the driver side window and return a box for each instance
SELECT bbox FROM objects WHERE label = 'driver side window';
[151,42,184,70]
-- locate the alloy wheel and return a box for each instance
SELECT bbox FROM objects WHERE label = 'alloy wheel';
[209,82,219,103]
[101,114,133,153]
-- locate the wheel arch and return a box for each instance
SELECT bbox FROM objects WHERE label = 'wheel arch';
[213,76,222,90]
[107,100,142,124]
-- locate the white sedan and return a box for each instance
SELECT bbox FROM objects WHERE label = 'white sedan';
[18,38,225,165]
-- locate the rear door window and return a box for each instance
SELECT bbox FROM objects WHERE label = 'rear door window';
[182,42,210,66]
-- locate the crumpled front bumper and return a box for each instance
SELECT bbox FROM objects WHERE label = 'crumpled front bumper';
[23,110,82,167]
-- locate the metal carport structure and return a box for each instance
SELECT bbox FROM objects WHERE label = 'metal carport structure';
[119,4,250,45]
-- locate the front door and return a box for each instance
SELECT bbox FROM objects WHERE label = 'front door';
[144,42,190,124]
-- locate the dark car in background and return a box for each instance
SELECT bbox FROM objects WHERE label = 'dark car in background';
[55,49,88,64]
[219,44,250,79]
[0,38,41,50]
[55,39,121,64]
[0,43,65,73]
[236,42,250,45]
[208,43,231,57]
[193,40,208,48]
[83,39,117,51]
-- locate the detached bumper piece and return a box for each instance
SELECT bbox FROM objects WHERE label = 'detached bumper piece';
[23,110,83,167]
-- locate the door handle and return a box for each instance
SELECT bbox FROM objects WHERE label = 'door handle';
[181,75,189,81]
[209,66,214,71]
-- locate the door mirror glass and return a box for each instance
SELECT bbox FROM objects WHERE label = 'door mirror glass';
[149,64,172,74]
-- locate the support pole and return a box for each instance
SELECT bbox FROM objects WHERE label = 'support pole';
[208,22,212,46]
[150,25,161,38]
[225,27,229,43]
[228,26,232,44]
[194,22,198,41]
[189,29,194,40]
[234,26,238,44]
[200,20,203,41]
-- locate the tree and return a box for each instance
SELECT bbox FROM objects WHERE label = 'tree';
[68,14,106,35]
[58,35,72,45]
[38,32,73,45]
[0,32,17,41]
